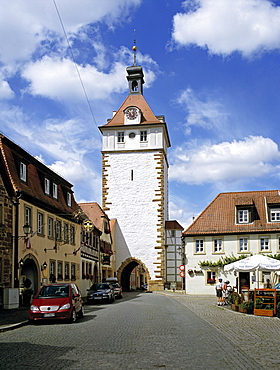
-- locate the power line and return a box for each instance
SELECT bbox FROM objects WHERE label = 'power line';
[53,0,100,134]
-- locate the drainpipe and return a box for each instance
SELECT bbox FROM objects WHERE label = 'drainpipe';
[13,194,20,288]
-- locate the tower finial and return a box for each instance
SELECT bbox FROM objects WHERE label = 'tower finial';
[132,29,137,66]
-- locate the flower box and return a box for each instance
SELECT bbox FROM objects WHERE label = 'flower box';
[254,308,274,317]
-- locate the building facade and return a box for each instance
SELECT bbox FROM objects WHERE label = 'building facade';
[99,60,171,290]
[79,202,114,296]
[165,220,184,290]
[0,134,82,307]
[182,190,280,295]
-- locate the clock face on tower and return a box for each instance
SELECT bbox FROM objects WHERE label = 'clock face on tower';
[125,107,139,120]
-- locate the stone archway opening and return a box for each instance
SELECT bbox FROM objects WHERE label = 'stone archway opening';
[117,258,149,292]
[20,256,39,306]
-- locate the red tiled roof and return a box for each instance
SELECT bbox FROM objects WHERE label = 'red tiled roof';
[183,190,280,236]
[0,134,78,216]
[79,202,108,232]
[99,94,171,148]
[102,95,161,127]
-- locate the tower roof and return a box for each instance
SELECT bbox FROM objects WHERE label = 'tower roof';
[102,94,163,127]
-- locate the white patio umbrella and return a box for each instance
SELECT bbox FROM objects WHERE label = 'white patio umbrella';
[224,254,280,288]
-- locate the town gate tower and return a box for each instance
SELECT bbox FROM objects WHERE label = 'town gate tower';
[99,52,170,290]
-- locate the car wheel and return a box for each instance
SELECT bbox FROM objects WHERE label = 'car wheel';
[79,306,85,318]
[70,309,77,323]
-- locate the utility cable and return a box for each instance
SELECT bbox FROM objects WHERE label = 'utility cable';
[53,0,100,135]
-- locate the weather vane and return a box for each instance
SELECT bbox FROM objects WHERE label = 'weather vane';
[132,29,137,66]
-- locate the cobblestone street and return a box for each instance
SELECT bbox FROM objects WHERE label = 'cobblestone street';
[158,292,280,369]
[0,291,279,369]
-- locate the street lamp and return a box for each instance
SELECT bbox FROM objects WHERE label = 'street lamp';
[22,224,32,236]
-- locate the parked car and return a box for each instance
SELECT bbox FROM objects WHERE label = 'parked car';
[105,278,122,299]
[28,283,84,323]
[87,283,115,304]
[111,283,123,299]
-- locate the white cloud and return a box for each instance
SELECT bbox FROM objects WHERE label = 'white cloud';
[0,0,142,64]
[172,0,280,57]
[22,57,128,101]
[177,88,230,135]
[0,79,14,100]
[169,136,280,184]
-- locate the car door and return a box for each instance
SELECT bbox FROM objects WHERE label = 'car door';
[71,284,82,313]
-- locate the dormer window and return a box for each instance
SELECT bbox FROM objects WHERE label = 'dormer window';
[44,178,50,195]
[270,208,280,222]
[53,183,58,199]
[20,162,27,182]
[238,209,249,223]
[67,192,72,207]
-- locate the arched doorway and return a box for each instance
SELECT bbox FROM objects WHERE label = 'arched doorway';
[20,257,39,296]
[117,258,149,291]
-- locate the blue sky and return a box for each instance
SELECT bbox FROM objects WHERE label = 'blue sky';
[1,0,280,228]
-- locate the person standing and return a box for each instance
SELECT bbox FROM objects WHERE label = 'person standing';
[222,280,231,305]
[215,278,223,306]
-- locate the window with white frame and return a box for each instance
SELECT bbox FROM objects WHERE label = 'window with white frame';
[44,178,50,195]
[25,206,32,229]
[67,192,72,207]
[270,208,280,222]
[71,263,76,280]
[140,130,147,142]
[53,183,58,199]
[260,237,270,251]
[50,260,56,281]
[64,263,70,280]
[48,217,54,238]
[239,237,248,252]
[214,239,223,253]
[70,225,75,245]
[238,209,249,223]
[57,261,63,280]
[56,220,62,241]
[117,132,124,143]
[207,271,216,285]
[63,222,69,243]
[37,212,44,235]
[20,162,27,182]
[195,239,204,253]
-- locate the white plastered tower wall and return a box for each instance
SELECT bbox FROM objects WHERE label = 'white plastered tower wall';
[99,63,170,290]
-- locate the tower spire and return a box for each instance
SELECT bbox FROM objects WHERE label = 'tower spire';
[133,29,137,66]
[126,29,144,95]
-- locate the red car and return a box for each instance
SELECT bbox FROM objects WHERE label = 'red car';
[28,283,84,323]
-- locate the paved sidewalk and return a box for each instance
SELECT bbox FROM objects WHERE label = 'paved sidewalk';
[156,291,280,370]
[0,307,29,332]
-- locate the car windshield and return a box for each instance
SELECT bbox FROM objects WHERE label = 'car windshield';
[90,283,110,291]
[38,285,69,298]
[112,283,119,288]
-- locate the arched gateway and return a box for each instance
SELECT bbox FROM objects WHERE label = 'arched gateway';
[117,257,149,291]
